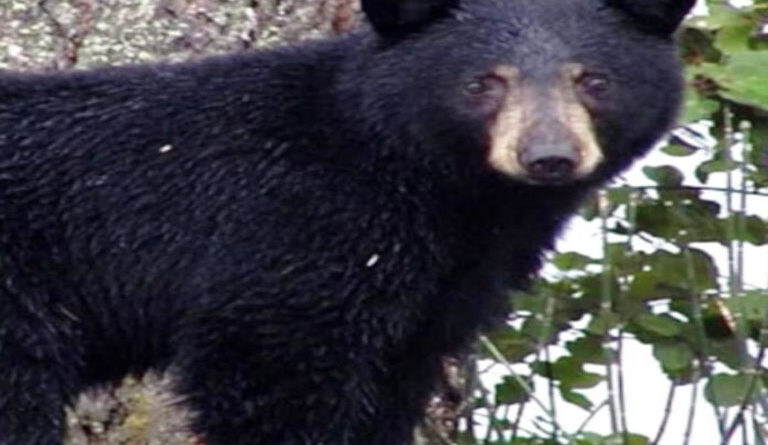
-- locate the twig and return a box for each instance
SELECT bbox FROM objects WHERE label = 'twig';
[599,190,620,434]
[683,244,725,432]
[510,395,527,442]
[617,331,629,444]
[544,344,558,442]
[479,336,564,435]
[736,120,751,298]
[652,382,678,445]
[573,398,610,437]
[722,105,740,296]
[682,365,701,445]
[613,185,768,198]
[616,191,639,443]
[720,304,768,445]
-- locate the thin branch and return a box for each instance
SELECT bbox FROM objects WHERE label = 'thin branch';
[573,398,610,437]
[474,379,508,444]
[722,106,739,297]
[479,336,564,435]
[613,184,768,198]
[510,395,527,442]
[652,382,678,445]
[616,191,638,443]
[720,305,768,445]
[544,343,558,442]
[683,244,726,433]
[617,331,629,444]
[599,190,620,434]
[741,414,748,445]
[682,366,701,445]
[736,120,751,297]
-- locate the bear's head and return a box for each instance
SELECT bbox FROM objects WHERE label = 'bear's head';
[351,0,695,187]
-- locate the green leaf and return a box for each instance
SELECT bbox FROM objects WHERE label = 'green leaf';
[693,52,768,110]
[661,143,699,157]
[704,373,765,407]
[707,3,756,52]
[721,291,768,342]
[748,169,768,189]
[560,387,593,411]
[742,215,768,245]
[653,341,695,372]
[746,118,768,186]
[511,290,548,314]
[606,188,632,205]
[531,356,603,389]
[635,313,684,337]
[722,214,768,246]
[554,356,603,389]
[601,433,650,445]
[635,194,724,244]
[628,249,719,300]
[709,338,752,370]
[706,2,749,29]
[484,327,537,363]
[573,432,602,445]
[553,252,595,271]
[725,291,768,323]
[680,26,722,64]
[604,242,644,274]
[643,165,684,186]
[566,336,613,365]
[682,84,720,123]
[695,156,739,183]
[522,317,557,343]
[495,375,531,405]
[715,23,754,52]
[586,312,622,335]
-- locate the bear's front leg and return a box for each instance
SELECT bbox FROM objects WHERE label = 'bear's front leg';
[173,299,434,445]
[0,316,81,445]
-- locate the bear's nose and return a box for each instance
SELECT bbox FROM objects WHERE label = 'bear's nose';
[520,145,578,183]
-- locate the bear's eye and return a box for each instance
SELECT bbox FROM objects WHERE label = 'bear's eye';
[464,75,506,96]
[577,73,611,97]
[465,80,487,95]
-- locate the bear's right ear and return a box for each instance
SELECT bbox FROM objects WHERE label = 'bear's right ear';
[607,0,696,35]
[362,0,459,35]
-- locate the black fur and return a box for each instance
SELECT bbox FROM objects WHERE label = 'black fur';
[0,0,692,444]
[361,0,459,33]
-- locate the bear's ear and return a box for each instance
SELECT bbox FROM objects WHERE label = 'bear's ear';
[607,0,695,34]
[362,0,459,35]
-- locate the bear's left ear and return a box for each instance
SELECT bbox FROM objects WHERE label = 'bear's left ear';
[607,0,696,34]
[362,0,459,35]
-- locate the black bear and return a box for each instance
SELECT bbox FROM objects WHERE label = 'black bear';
[0,0,693,443]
